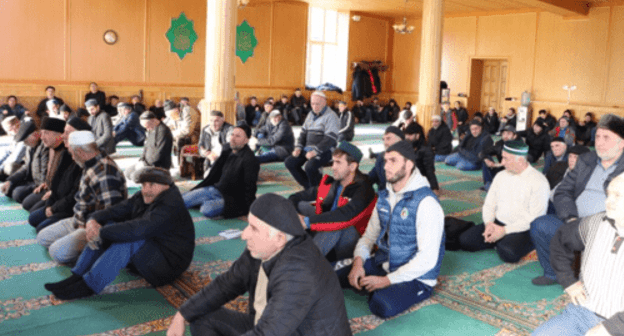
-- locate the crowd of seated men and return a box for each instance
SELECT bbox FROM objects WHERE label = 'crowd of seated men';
[1,84,623,336]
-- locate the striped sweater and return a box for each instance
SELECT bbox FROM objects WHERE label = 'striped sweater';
[551,212,624,335]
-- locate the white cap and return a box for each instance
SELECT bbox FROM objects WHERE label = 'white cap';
[269,109,282,118]
[68,130,96,146]
[311,91,326,99]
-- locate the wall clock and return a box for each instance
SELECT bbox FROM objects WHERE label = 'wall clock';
[103,30,118,45]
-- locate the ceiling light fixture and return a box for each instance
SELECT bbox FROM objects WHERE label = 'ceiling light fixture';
[393,0,415,34]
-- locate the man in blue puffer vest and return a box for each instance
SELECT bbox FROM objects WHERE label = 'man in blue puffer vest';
[337,140,445,318]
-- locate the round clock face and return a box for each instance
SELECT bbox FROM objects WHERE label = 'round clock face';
[103,30,118,45]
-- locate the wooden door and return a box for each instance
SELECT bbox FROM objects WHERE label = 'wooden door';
[480,60,508,113]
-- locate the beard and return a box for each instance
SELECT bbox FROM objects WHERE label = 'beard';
[386,163,408,184]
[597,145,622,162]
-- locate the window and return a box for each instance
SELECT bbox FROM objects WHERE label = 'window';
[305,7,349,91]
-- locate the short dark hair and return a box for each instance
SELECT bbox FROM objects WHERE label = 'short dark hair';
[7,95,16,101]
[109,95,119,100]
[45,86,55,91]
[210,110,224,118]
[180,97,190,102]
[332,148,359,166]
[405,101,412,106]
[539,109,547,114]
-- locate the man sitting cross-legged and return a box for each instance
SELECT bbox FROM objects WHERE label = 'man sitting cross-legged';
[124,112,173,182]
[113,103,145,146]
[249,109,294,164]
[532,173,624,336]
[289,142,376,261]
[37,131,127,264]
[1,121,48,203]
[459,141,550,262]
[183,124,259,218]
[28,117,90,232]
[445,119,493,171]
[44,167,195,301]
[166,193,352,336]
[337,140,445,318]
[20,117,67,212]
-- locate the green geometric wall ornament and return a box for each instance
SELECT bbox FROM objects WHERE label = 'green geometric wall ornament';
[166,12,198,60]
[236,20,258,64]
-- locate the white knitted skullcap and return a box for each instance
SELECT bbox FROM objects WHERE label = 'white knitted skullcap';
[311,91,326,99]
[68,130,96,146]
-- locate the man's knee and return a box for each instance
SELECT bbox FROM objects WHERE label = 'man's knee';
[49,241,79,264]
[497,246,523,263]
[530,216,560,240]
[368,292,401,318]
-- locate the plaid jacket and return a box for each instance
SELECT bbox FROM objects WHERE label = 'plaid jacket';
[73,153,127,226]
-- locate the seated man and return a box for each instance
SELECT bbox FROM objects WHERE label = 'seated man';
[496,108,517,135]
[535,109,556,133]
[459,141,549,262]
[553,116,576,146]
[480,125,519,191]
[289,88,307,125]
[285,91,339,189]
[405,123,439,191]
[165,100,200,159]
[37,131,127,264]
[533,174,624,335]
[84,82,106,109]
[198,110,233,173]
[520,120,551,163]
[20,117,68,212]
[131,95,146,114]
[245,96,261,126]
[113,103,145,146]
[1,121,48,203]
[36,86,65,118]
[1,95,27,123]
[530,114,624,286]
[428,115,453,162]
[43,168,195,301]
[545,145,590,215]
[454,101,469,137]
[28,117,90,232]
[274,94,290,118]
[368,126,404,192]
[483,107,500,135]
[542,137,567,176]
[250,110,294,164]
[124,112,173,182]
[148,99,165,120]
[254,100,274,130]
[338,140,444,318]
[576,112,596,146]
[183,124,259,218]
[337,100,355,142]
[167,193,351,336]
[289,142,376,260]
[46,99,63,120]
[86,98,116,155]
[0,116,26,181]
[445,119,493,171]
[104,95,119,117]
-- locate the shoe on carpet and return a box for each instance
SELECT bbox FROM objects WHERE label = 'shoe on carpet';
[531,276,557,286]
[44,273,82,292]
[53,278,94,300]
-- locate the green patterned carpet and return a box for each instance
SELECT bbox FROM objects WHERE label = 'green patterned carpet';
[0,125,567,336]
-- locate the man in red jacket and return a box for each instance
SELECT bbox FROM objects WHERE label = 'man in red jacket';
[289,141,377,261]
